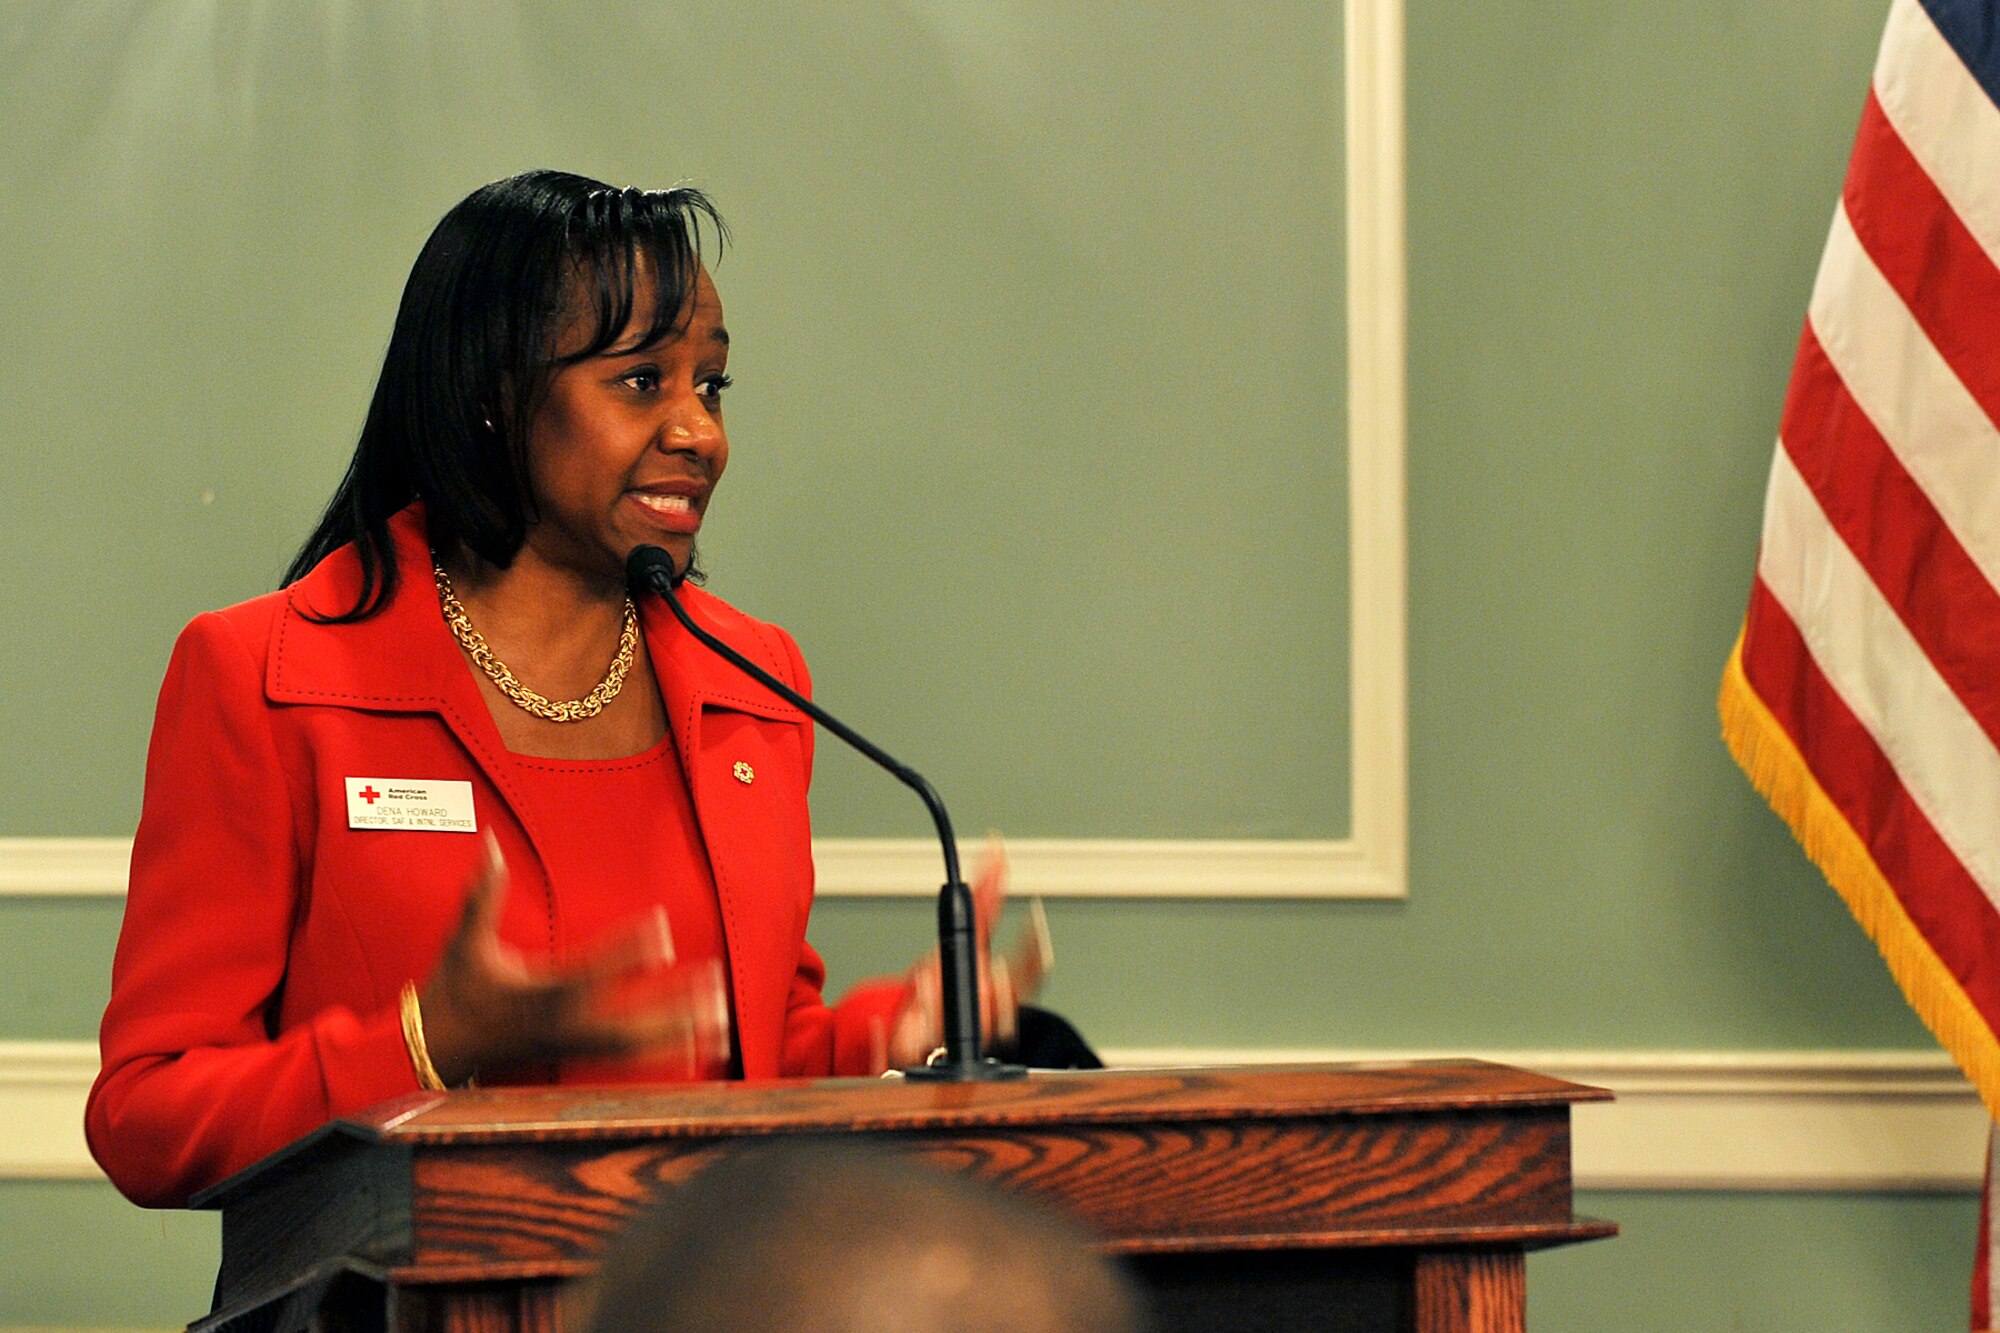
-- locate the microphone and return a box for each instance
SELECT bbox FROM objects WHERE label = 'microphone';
[625,544,1024,1082]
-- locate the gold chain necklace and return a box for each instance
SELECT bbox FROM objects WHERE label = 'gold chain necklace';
[432,558,639,724]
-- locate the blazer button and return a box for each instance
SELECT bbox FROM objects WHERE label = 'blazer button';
[733,761,755,784]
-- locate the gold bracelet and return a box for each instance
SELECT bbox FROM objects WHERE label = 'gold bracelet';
[399,981,448,1092]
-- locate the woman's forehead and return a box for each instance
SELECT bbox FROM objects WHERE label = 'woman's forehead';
[552,262,722,356]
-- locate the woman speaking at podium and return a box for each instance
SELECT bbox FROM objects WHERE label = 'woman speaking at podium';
[86,171,1025,1209]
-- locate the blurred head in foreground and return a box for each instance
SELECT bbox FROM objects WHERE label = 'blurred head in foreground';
[579,1140,1145,1333]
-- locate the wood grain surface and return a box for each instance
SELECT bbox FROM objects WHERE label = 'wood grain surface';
[1414,1251,1527,1333]
[401,1108,1589,1272]
[198,1062,1616,1331]
[337,1061,1608,1145]
[392,1282,562,1333]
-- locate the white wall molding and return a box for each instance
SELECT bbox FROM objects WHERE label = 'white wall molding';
[0,839,129,896]
[0,1041,99,1181]
[816,838,1383,899]
[0,11,1408,905]
[0,836,1386,900]
[9,1042,1982,1191]
[1341,0,1410,901]
[1101,1046,1989,1192]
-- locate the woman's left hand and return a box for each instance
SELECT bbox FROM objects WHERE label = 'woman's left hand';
[880,839,1051,1069]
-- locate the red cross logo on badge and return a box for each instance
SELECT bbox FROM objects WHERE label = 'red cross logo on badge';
[358,786,382,805]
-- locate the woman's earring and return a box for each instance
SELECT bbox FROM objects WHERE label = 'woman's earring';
[480,415,498,433]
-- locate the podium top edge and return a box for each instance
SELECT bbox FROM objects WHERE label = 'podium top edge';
[328,1059,1612,1146]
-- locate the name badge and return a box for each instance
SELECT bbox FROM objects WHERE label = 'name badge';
[345,778,477,833]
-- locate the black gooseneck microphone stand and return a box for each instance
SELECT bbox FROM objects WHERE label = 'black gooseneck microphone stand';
[626,544,1026,1082]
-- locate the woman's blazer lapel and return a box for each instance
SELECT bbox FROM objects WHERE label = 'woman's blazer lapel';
[642,588,816,1079]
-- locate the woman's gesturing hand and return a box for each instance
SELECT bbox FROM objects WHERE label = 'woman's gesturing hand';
[416,833,729,1086]
[881,838,1052,1070]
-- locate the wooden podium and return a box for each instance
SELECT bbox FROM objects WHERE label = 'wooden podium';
[189,1061,1614,1332]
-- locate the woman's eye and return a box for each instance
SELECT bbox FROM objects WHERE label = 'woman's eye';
[698,373,734,405]
[620,367,662,392]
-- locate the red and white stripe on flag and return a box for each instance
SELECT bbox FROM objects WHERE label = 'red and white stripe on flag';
[1720,0,2000,1324]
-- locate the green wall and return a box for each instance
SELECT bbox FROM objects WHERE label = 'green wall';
[0,0,1348,843]
[0,1,1968,1329]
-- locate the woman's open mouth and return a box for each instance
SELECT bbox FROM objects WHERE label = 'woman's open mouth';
[628,490,703,534]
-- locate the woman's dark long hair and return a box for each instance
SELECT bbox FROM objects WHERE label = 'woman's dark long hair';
[285,169,724,620]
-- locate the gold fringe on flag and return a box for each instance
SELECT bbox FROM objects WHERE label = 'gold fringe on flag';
[1719,628,2000,1121]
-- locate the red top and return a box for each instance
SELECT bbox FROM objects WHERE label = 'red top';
[506,733,736,1082]
[87,504,909,1208]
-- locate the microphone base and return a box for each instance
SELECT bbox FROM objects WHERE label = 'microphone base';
[900,1056,1030,1082]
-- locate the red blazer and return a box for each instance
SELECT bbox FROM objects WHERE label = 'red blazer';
[87,506,902,1208]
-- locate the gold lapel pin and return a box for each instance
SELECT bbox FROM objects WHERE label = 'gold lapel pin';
[732,761,755,784]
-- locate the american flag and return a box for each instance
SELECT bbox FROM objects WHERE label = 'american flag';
[1721,0,2000,1323]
